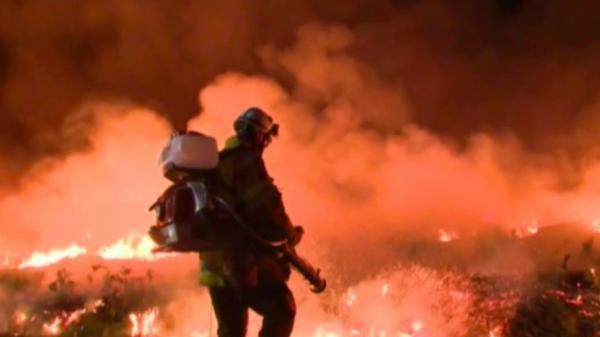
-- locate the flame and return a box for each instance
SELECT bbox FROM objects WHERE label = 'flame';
[438,229,458,243]
[43,317,63,336]
[14,234,174,269]
[129,308,159,337]
[395,319,424,337]
[489,326,503,337]
[19,244,87,269]
[345,288,358,307]
[98,235,158,261]
[566,294,584,306]
[13,311,28,326]
[514,220,540,239]
[410,319,423,332]
[39,299,105,335]
[381,283,390,296]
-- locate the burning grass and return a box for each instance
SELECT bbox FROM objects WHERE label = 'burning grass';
[1,262,600,337]
[0,266,168,337]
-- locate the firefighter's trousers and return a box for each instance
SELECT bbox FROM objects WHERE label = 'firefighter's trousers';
[208,283,296,337]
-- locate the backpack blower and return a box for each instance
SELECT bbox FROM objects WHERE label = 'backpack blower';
[148,131,326,293]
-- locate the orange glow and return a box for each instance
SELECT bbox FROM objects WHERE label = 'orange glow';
[13,311,28,326]
[593,219,600,232]
[410,319,423,332]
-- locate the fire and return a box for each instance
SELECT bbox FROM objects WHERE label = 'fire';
[13,311,28,326]
[345,288,358,307]
[438,229,458,243]
[488,326,503,337]
[98,235,158,261]
[396,319,425,337]
[410,319,423,332]
[64,308,86,326]
[19,244,87,269]
[514,220,539,239]
[129,308,159,337]
[381,283,390,296]
[43,317,63,336]
[14,234,175,269]
[38,299,105,336]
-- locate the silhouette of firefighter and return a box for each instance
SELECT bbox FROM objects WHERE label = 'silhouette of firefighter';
[149,107,324,337]
[201,107,303,337]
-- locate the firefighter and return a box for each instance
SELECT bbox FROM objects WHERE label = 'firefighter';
[200,107,302,337]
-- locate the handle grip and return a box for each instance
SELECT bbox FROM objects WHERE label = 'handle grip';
[282,247,327,293]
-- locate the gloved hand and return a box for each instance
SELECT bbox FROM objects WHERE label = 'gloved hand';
[290,226,304,246]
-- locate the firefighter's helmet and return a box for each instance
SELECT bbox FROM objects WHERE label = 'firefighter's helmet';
[234,107,279,147]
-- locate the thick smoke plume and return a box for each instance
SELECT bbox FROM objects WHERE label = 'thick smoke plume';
[1,0,600,187]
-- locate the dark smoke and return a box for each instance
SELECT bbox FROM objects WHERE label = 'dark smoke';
[1,0,600,187]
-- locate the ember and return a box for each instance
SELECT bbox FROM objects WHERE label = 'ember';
[438,229,459,243]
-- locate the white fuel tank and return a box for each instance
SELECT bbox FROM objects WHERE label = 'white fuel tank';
[159,131,219,177]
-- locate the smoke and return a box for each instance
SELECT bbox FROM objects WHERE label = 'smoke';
[0,102,171,256]
[1,0,600,187]
[2,19,600,276]
[187,23,600,276]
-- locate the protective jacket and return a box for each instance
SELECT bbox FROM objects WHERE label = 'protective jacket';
[200,136,297,288]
